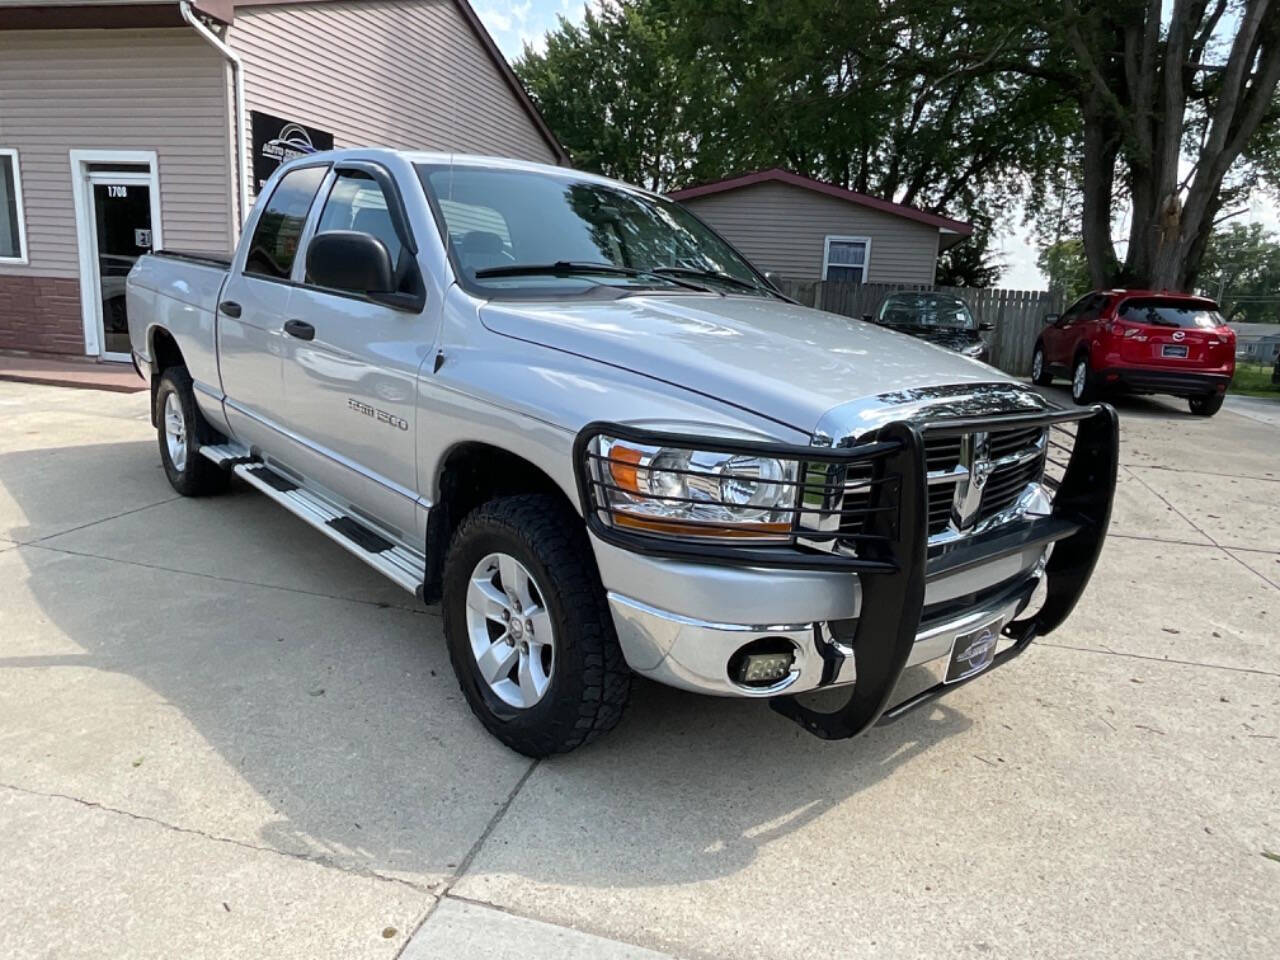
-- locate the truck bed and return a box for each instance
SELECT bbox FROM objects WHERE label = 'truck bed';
[152,249,233,271]
[126,250,230,418]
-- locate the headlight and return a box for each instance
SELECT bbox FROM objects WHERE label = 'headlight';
[961,342,986,358]
[590,436,800,540]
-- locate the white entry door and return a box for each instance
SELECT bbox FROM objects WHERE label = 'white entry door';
[70,151,163,362]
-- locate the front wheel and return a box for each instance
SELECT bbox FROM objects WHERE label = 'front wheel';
[1071,356,1096,405]
[1188,393,1224,417]
[155,367,228,496]
[442,494,630,757]
[1030,344,1052,385]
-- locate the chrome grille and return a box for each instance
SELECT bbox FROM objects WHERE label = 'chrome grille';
[838,424,1048,541]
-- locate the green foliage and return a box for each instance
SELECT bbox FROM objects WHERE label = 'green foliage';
[515,4,700,191]
[517,0,1074,226]
[516,0,1280,292]
[936,229,1005,288]
[1197,222,1280,323]
[1037,239,1092,301]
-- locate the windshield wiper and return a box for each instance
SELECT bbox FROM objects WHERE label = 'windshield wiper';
[650,266,769,294]
[473,261,711,293]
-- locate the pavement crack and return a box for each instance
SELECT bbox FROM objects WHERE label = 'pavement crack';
[10,497,182,547]
[1036,640,1280,678]
[1126,463,1279,484]
[394,760,541,959]
[0,781,430,894]
[17,540,437,617]
[1122,466,1279,592]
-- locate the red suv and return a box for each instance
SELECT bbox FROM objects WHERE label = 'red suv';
[1031,290,1236,416]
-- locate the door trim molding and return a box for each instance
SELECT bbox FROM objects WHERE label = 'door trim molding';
[68,149,162,358]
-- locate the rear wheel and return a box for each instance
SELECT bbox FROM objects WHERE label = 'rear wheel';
[442,494,630,757]
[1071,356,1096,404]
[1030,343,1052,385]
[1188,393,1224,417]
[155,367,228,497]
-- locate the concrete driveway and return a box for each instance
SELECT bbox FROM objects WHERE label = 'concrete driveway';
[0,379,1276,959]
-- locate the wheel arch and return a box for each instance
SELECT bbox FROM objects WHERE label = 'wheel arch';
[422,440,582,604]
[147,325,186,425]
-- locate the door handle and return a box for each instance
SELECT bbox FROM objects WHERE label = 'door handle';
[284,319,315,341]
[219,300,242,318]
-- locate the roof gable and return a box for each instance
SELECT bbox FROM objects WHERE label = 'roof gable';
[669,168,972,235]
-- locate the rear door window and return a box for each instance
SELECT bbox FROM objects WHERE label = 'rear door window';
[1119,298,1224,329]
[244,165,326,280]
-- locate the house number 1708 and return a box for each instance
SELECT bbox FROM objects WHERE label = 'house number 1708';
[107,185,128,198]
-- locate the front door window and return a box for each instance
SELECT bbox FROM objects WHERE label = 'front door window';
[91,180,152,356]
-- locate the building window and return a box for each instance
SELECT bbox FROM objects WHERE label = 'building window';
[0,149,28,264]
[823,235,870,283]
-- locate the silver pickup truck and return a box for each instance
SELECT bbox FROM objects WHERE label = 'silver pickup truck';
[126,149,1118,756]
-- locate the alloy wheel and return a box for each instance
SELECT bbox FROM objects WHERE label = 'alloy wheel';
[464,552,555,709]
[1072,360,1087,400]
[163,392,187,472]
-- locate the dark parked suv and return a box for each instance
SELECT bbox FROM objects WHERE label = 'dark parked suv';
[1032,290,1236,416]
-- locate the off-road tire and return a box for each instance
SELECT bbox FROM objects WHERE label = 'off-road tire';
[1188,393,1224,417]
[1030,343,1053,386]
[156,367,229,497]
[442,494,631,757]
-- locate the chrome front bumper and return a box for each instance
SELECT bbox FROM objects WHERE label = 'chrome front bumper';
[600,535,1048,698]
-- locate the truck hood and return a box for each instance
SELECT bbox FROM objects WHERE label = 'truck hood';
[479,293,1015,435]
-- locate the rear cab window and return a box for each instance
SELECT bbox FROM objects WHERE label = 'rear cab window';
[243,165,327,280]
[1118,298,1225,329]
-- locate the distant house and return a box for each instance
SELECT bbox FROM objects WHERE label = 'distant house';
[668,168,972,285]
[1229,322,1280,363]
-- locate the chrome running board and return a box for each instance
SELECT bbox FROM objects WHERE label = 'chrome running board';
[199,442,426,594]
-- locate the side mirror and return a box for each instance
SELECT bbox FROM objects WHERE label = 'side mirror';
[307,230,395,297]
[978,321,994,332]
[1043,312,1060,326]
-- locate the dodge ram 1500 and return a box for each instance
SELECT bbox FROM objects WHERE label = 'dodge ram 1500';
[126,149,1117,756]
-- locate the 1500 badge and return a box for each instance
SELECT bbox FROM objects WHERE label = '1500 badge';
[348,398,409,431]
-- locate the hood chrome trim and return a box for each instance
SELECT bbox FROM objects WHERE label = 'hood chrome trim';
[815,382,1051,445]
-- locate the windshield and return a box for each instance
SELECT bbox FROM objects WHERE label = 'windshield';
[877,294,976,331]
[416,164,773,299]
[1118,298,1225,329]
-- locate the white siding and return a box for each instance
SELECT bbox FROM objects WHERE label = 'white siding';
[0,28,233,277]
[230,0,559,205]
[682,181,943,285]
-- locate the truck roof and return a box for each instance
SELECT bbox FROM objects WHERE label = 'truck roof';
[276,147,647,197]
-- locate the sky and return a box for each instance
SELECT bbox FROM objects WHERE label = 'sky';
[473,1,1278,290]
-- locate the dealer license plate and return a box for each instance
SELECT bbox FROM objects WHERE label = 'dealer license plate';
[944,618,1003,684]
[1161,344,1189,358]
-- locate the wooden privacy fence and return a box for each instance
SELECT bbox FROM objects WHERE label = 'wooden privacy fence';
[775,280,1065,377]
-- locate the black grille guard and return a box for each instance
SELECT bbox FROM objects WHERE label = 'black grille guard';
[574,403,1120,741]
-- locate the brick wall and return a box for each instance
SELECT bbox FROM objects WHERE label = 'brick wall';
[0,275,85,355]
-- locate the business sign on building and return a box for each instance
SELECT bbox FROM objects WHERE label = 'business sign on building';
[250,111,334,193]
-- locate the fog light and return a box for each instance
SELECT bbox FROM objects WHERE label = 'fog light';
[741,653,792,683]
[729,638,796,687]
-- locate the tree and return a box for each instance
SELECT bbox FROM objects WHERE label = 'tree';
[1197,221,1280,321]
[515,4,700,191]
[1036,238,1093,300]
[1034,0,1280,291]
[518,0,1074,226]
[936,229,1006,287]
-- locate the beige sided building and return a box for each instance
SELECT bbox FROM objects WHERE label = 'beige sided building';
[0,0,565,359]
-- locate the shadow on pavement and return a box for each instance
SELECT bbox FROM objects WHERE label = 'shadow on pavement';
[0,438,969,890]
